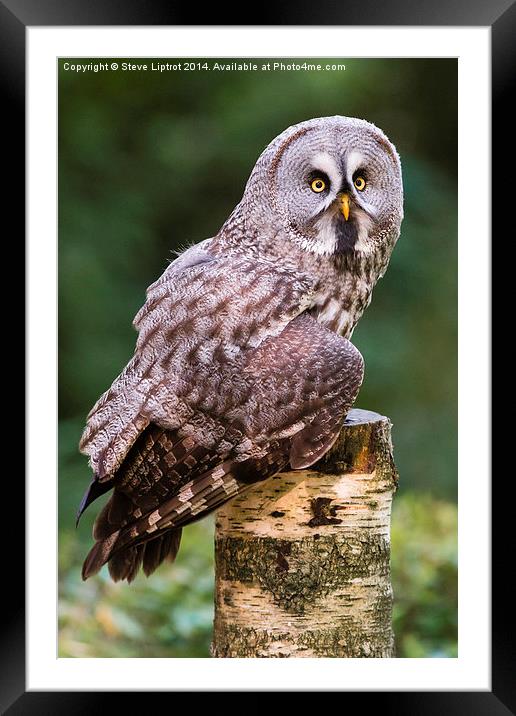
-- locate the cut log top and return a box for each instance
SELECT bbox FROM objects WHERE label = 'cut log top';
[318,408,396,473]
[212,408,399,658]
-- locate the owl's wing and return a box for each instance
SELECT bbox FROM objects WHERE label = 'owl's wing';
[239,312,364,469]
[79,242,315,481]
[81,313,363,581]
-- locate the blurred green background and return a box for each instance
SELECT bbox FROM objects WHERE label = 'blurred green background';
[58,58,457,658]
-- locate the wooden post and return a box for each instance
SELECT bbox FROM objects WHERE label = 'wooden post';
[211,409,398,658]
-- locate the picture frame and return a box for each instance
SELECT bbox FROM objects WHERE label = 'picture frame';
[7,0,506,708]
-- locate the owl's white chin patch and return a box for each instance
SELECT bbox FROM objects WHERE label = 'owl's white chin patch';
[296,207,374,256]
[311,212,338,256]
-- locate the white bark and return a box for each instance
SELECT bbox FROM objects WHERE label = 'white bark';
[212,409,398,658]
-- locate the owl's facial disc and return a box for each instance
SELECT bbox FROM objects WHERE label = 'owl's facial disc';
[280,147,379,257]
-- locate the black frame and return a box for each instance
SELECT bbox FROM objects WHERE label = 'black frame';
[7,0,507,710]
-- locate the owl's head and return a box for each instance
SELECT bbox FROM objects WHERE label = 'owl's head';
[242,116,403,258]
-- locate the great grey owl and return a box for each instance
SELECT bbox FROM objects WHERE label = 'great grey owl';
[78,116,404,582]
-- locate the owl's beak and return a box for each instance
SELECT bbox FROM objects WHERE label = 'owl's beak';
[339,193,350,221]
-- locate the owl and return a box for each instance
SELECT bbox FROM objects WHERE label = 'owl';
[78,116,403,582]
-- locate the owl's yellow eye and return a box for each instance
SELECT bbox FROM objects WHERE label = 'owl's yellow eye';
[310,177,326,193]
[354,176,366,191]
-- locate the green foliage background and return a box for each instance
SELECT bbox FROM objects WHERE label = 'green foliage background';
[59,58,457,658]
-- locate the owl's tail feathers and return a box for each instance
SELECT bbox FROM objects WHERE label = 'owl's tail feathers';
[81,528,183,582]
[81,530,120,581]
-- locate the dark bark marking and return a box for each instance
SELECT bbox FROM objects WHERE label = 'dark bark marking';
[275,542,292,573]
[307,497,342,527]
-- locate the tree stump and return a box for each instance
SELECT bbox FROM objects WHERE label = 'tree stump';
[212,409,398,658]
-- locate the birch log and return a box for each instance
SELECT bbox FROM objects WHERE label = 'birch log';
[212,408,398,658]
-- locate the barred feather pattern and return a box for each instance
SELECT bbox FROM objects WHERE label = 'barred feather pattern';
[79,250,315,480]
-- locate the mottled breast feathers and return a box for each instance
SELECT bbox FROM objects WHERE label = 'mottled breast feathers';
[78,243,364,581]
